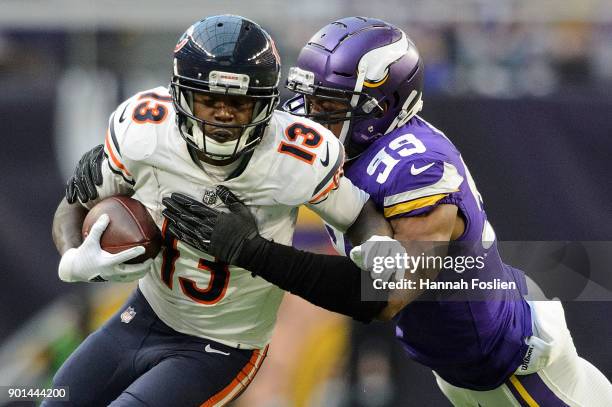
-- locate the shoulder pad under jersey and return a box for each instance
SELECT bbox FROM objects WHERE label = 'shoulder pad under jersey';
[255,111,345,206]
[104,86,173,181]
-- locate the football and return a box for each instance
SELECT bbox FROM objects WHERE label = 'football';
[82,196,162,264]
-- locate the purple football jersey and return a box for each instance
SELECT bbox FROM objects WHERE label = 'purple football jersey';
[327,116,532,390]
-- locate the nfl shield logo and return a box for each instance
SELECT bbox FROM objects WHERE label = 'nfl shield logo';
[120,307,136,323]
[202,188,217,205]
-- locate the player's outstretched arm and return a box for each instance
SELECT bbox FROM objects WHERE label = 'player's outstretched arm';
[345,199,394,246]
[162,186,389,322]
[371,204,463,319]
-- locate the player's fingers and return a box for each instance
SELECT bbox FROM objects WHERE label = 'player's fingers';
[74,184,87,203]
[83,154,98,201]
[113,273,144,283]
[168,225,207,252]
[175,217,200,235]
[216,185,247,213]
[393,268,406,282]
[362,239,379,268]
[161,196,185,213]
[167,224,203,247]
[108,245,146,264]
[163,209,203,234]
[166,195,219,223]
[107,269,146,282]
[349,245,365,269]
[163,197,216,231]
[216,185,236,204]
[189,203,219,218]
[162,195,204,218]
[87,214,111,241]
[170,193,201,208]
[182,212,208,227]
[65,180,77,204]
[165,223,184,241]
[75,171,90,203]
[380,243,397,260]
[74,154,90,200]
[115,258,154,275]
[162,208,182,225]
[193,225,214,243]
[92,145,105,186]
[167,224,186,239]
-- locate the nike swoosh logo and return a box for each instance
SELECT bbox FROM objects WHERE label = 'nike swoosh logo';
[319,142,330,167]
[118,104,129,123]
[204,344,231,356]
[410,162,435,175]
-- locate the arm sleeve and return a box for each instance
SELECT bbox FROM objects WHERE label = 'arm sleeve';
[236,236,388,323]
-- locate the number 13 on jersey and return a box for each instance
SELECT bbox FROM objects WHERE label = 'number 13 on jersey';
[160,220,230,304]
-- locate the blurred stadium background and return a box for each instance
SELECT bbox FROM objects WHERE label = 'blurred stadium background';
[1,1,611,406]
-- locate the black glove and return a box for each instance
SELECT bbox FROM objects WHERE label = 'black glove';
[66,144,105,204]
[164,186,388,322]
[161,185,260,264]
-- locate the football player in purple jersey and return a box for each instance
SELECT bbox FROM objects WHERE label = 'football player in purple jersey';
[160,17,612,406]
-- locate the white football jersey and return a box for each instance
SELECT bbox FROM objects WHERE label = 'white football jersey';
[83,86,369,349]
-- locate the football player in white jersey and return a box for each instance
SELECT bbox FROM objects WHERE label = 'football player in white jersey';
[47,16,392,407]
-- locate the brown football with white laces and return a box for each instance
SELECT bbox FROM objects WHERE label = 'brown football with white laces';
[82,196,162,264]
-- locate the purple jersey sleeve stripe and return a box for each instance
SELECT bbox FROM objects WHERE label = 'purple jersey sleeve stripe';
[513,373,570,406]
[383,193,448,218]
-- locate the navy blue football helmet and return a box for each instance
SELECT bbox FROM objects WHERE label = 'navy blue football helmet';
[171,15,281,160]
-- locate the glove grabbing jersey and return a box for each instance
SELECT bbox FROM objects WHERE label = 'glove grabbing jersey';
[58,214,153,283]
[162,185,388,322]
[161,186,258,265]
[350,235,407,283]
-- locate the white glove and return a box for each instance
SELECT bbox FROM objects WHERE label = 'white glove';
[350,235,407,282]
[58,214,153,283]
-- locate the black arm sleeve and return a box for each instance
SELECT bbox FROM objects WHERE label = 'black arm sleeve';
[236,236,388,323]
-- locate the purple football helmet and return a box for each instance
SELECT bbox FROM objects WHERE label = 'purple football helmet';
[283,17,423,159]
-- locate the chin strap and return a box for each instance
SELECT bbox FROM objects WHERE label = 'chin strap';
[338,65,368,145]
[385,90,423,134]
[182,94,270,160]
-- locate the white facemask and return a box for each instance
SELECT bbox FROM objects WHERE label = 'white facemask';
[180,92,268,160]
